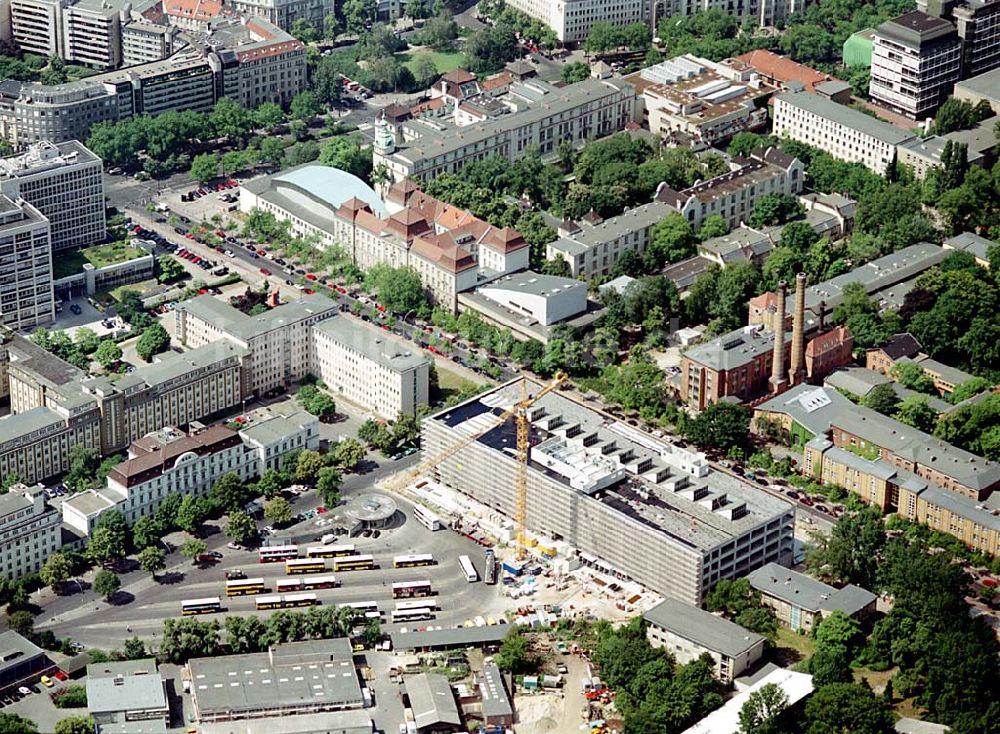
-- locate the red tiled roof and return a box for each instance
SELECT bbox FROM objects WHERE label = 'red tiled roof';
[734,50,834,92]
[480,72,512,91]
[109,425,241,488]
[441,69,476,84]
[164,0,222,21]
[805,325,853,357]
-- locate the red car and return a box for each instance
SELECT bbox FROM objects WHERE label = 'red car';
[215,229,226,238]
[185,233,195,239]
[375,304,386,313]
[316,506,326,514]
[54,671,67,682]
[305,273,317,281]
[260,267,271,276]
[303,288,315,294]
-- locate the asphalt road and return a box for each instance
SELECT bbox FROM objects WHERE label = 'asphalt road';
[35,457,504,651]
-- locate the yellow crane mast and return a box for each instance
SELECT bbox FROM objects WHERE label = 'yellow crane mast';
[382,373,567,561]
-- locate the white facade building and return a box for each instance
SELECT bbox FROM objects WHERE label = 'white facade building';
[0,195,54,331]
[476,272,586,326]
[772,90,918,174]
[504,0,650,43]
[312,317,429,420]
[0,483,61,580]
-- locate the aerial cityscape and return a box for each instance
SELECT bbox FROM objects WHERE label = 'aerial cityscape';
[0,0,995,731]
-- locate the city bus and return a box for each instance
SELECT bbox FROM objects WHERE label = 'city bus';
[333,554,375,572]
[276,578,303,593]
[182,597,222,615]
[342,601,380,619]
[256,593,318,611]
[413,505,442,531]
[225,578,267,597]
[306,544,355,558]
[458,555,478,583]
[392,580,433,599]
[301,575,338,590]
[286,558,327,575]
[392,608,433,624]
[393,554,435,568]
[259,545,299,563]
[395,598,436,612]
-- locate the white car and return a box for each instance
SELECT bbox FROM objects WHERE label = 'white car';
[18,686,31,696]
[225,250,235,257]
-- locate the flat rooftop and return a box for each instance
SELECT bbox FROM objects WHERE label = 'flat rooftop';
[0,140,99,179]
[197,709,373,734]
[684,326,790,372]
[431,379,793,553]
[776,90,918,146]
[0,632,45,676]
[390,626,508,650]
[313,317,427,372]
[178,293,339,342]
[86,659,166,716]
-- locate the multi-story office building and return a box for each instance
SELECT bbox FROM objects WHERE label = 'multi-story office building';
[226,18,307,109]
[312,317,429,419]
[61,0,126,69]
[772,90,918,174]
[121,21,179,67]
[0,79,120,148]
[175,294,337,396]
[422,380,795,605]
[226,0,329,32]
[661,0,809,28]
[373,76,635,192]
[0,483,61,580]
[918,0,1000,77]
[504,0,651,43]
[869,11,962,119]
[8,0,66,57]
[0,141,105,253]
[0,195,54,331]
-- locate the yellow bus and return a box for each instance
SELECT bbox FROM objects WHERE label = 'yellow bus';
[286,558,327,575]
[393,554,434,568]
[333,554,375,572]
[225,578,267,597]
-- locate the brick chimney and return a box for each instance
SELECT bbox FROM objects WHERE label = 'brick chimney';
[789,272,807,384]
[770,281,788,395]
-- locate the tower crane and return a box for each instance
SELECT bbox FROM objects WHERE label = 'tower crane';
[382,372,567,561]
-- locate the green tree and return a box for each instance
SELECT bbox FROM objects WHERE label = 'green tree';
[748,193,805,228]
[290,17,318,42]
[157,255,186,284]
[803,683,894,734]
[210,472,249,513]
[190,153,219,184]
[698,213,729,241]
[253,101,284,130]
[412,54,441,89]
[808,506,885,588]
[65,445,101,490]
[312,57,344,104]
[175,494,210,534]
[121,637,146,660]
[264,497,293,526]
[0,712,39,733]
[93,339,123,368]
[496,628,535,674]
[290,91,322,121]
[330,438,366,470]
[160,617,220,663]
[894,395,938,433]
[648,212,698,266]
[295,449,326,484]
[6,610,33,637]
[739,682,789,734]
[135,323,170,362]
[54,717,94,734]
[137,547,166,580]
[93,570,121,601]
[73,327,100,355]
[891,362,935,393]
[864,383,900,416]
[815,611,865,660]
[86,526,126,567]
[180,537,207,561]
[317,467,342,507]
[465,25,518,75]
[256,469,287,500]
[225,510,258,546]
[561,61,590,84]
[210,97,253,144]
[318,135,371,180]
[684,402,751,453]
[363,264,428,316]
[131,516,161,551]
[40,553,73,590]
[342,0,375,32]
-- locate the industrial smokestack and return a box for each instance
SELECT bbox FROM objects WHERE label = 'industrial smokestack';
[789,272,806,384]
[770,282,788,395]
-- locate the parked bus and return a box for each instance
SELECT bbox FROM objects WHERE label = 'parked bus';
[286,558,327,575]
[459,555,478,583]
[396,598,436,611]
[333,554,375,572]
[225,578,267,597]
[182,597,222,615]
[306,544,355,558]
[259,545,299,563]
[301,575,338,590]
[392,580,433,598]
[392,608,433,623]
[256,593,318,611]
[484,548,497,585]
[413,505,442,531]
[342,601,380,619]
[393,554,434,568]
[276,578,303,593]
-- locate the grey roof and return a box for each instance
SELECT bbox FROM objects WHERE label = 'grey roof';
[404,673,461,729]
[875,332,923,360]
[876,10,958,47]
[95,721,166,734]
[754,384,856,439]
[824,366,890,397]
[548,200,671,257]
[0,407,66,451]
[662,256,713,291]
[240,410,317,446]
[389,625,508,650]
[748,563,875,615]
[197,710,373,734]
[62,490,120,516]
[954,67,1000,104]
[776,90,918,146]
[189,639,362,716]
[0,632,44,676]
[243,163,388,223]
[944,231,995,261]
[917,478,1000,533]
[86,659,166,715]
[815,79,852,96]
[0,140,101,180]
[116,340,245,390]
[5,331,86,388]
[179,294,339,342]
[698,226,773,264]
[895,718,951,734]
[479,663,512,718]
[598,275,636,295]
[908,355,976,387]
[479,271,584,299]
[644,599,764,658]
[684,326,791,372]
[313,317,428,373]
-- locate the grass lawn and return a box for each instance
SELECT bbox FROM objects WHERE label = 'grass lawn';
[436,363,480,402]
[399,49,468,75]
[770,627,815,669]
[84,241,146,269]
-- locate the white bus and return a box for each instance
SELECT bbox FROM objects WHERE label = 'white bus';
[393,554,435,568]
[392,580,433,598]
[301,575,338,590]
[396,598,436,611]
[392,608,433,623]
[458,554,478,583]
[306,544,356,558]
[182,597,222,615]
[258,545,299,563]
[342,601,380,619]
[413,505,442,531]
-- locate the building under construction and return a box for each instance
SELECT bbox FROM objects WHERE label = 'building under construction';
[421,382,795,605]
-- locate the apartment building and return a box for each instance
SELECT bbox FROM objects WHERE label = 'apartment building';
[0,80,120,148]
[747,562,876,632]
[373,77,635,192]
[121,21,179,66]
[64,413,317,533]
[231,18,306,108]
[503,0,651,43]
[175,294,337,395]
[8,0,65,57]
[546,149,803,279]
[61,0,126,69]
[226,0,331,31]
[241,168,529,311]
[644,599,765,683]
[312,317,429,419]
[422,380,795,605]
[662,0,809,28]
[635,55,774,146]
[0,195,55,331]
[869,11,962,119]
[918,0,1000,77]
[0,141,104,253]
[0,483,61,580]
[772,90,918,174]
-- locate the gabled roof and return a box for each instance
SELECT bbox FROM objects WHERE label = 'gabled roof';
[644,599,765,658]
[734,49,832,91]
[873,332,923,360]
